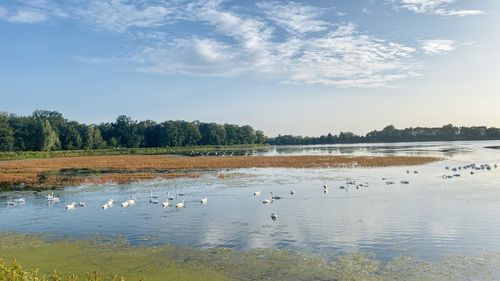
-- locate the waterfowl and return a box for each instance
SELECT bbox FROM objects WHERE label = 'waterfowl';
[200,197,208,204]
[78,202,86,207]
[14,198,25,204]
[102,203,109,209]
[52,197,60,203]
[166,192,174,200]
[254,191,261,196]
[162,200,169,208]
[270,192,282,200]
[121,201,130,207]
[176,200,185,208]
[128,197,136,205]
[66,202,76,210]
[386,181,395,185]
[150,191,159,199]
[290,190,296,195]
[271,213,278,221]
[262,198,273,204]
[400,180,410,184]
[6,201,16,206]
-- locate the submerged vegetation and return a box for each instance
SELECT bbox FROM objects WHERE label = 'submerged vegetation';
[1,233,499,281]
[0,155,439,190]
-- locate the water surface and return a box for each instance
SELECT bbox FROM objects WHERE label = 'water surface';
[1,140,500,263]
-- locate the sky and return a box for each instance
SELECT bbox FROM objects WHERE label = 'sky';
[0,0,499,136]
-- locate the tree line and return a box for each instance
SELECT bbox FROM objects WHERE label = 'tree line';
[268,124,500,145]
[0,110,266,152]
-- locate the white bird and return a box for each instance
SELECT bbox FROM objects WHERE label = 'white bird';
[14,198,25,204]
[121,201,129,207]
[290,190,296,195]
[166,192,174,200]
[162,200,169,208]
[254,191,261,196]
[46,193,54,201]
[78,202,86,207]
[200,197,208,204]
[262,198,273,204]
[6,201,16,206]
[66,202,76,210]
[150,191,159,199]
[128,197,136,205]
[107,199,114,206]
[52,197,60,203]
[176,200,185,208]
[271,192,282,200]
[102,203,109,209]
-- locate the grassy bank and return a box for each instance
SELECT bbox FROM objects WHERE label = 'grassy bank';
[0,155,440,191]
[0,145,269,161]
[1,233,499,281]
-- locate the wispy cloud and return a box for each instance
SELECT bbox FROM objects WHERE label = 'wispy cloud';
[421,39,456,55]
[393,0,484,17]
[256,1,329,34]
[2,0,468,87]
[72,0,178,33]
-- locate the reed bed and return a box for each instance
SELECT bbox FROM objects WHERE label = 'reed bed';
[0,155,439,190]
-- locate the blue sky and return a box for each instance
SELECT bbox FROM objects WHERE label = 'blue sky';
[0,0,499,136]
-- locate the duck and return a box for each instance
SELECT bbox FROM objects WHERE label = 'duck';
[271,213,278,221]
[200,197,208,204]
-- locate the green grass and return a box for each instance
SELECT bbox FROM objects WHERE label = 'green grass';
[0,145,269,161]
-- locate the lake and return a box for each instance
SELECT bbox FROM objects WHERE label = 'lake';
[1,140,500,263]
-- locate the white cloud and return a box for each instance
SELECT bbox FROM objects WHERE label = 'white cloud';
[394,0,484,17]
[256,1,329,34]
[73,0,177,33]
[127,21,418,88]
[3,0,457,88]
[6,9,47,23]
[422,39,456,55]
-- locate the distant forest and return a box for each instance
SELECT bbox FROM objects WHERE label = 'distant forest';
[0,110,266,152]
[1,110,500,152]
[268,125,500,145]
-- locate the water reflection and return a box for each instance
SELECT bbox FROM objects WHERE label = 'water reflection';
[1,141,500,262]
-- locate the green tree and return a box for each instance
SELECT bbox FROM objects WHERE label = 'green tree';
[0,113,14,151]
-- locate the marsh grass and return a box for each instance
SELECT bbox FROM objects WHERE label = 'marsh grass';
[1,233,499,281]
[0,155,440,191]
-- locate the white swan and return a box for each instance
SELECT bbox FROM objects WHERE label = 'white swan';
[52,197,60,203]
[176,200,185,208]
[128,197,136,205]
[102,203,109,209]
[254,191,261,196]
[262,198,273,204]
[121,201,130,207]
[162,200,169,208]
[6,201,16,206]
[66,202,76,210]
[200,197,208,204]
[78,202,86,207]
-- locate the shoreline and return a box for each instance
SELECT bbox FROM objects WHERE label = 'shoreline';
[0,155,440,190]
